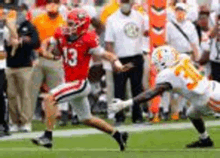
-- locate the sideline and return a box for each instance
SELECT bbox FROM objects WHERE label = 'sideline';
[0,120,220,141]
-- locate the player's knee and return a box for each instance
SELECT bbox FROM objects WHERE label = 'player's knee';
[186,109,200,119]
[44,94,54,102]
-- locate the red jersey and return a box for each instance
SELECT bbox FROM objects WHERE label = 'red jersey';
[54,29,99,82]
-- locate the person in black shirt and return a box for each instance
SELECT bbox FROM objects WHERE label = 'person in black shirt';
[4,3,39,132]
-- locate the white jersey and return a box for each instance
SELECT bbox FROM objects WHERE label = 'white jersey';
[156,55,212,106]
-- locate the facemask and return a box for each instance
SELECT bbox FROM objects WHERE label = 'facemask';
[67,34,78,42]
[121,3,131,14]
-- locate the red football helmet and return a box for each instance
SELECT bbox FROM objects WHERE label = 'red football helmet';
[62,8,91,40]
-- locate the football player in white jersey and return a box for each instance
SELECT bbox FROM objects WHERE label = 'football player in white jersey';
[110,45,220,148]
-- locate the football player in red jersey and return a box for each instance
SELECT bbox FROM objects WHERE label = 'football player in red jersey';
[31,8,132,151]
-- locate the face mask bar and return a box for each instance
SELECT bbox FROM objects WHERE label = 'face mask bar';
[62,19,86,35]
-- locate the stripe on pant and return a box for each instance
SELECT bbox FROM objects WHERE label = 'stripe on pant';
[56,80,87,102]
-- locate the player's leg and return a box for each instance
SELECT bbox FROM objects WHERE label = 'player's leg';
[186,106,213,148]
[31,81,70,148]
[70,96,128,151]
[31,93,57,148]
[160,92,171,120]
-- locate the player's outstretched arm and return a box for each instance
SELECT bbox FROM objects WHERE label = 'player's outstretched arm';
[133,82,172,105]
[109,82,172,113]
[99,50,133,72]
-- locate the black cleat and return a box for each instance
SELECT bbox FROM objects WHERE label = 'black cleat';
[186,137,214,148]
[113,131,129,151]
[31,135,53,149]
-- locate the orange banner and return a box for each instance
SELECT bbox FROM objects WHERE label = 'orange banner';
[147,0,167,115]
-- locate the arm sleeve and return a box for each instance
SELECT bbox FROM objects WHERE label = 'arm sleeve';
[87,32,104,55]
[104,18,115,42]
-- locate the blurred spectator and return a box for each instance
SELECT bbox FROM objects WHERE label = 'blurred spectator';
[210,0,219,13]
[167,0,199,22]
[195,5,212,78]
[164,2,201,120]
[105,0,147,125]
[167,3,200,61]
[208,5,220,82]
[195,5,212,63]
[0,10,10,136]
[31,0,67,127]
[4,5,39,132]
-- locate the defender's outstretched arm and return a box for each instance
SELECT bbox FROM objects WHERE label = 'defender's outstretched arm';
[109,82,172,113]
[133,82,172,105]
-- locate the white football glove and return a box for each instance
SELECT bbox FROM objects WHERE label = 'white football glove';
[108,98,125,114]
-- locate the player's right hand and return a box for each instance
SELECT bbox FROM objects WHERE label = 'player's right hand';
[121,62,134,72]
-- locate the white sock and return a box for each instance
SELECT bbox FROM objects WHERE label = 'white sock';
[200,131,209,140]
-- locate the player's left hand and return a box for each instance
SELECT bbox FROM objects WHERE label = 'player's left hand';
[108,98,124,114]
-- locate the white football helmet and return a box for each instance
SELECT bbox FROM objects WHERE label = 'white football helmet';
[151,45,180,72]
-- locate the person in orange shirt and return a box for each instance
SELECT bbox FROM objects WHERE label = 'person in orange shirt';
[31,0,66,122]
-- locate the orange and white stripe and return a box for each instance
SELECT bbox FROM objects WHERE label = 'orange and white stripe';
[208,98,220,113]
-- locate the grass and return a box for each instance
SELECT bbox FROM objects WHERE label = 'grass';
[32,115,218,132]
[2,123,220,158]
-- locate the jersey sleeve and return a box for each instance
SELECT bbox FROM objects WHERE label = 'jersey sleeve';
[156,69,180,89]
[86,31,104,55]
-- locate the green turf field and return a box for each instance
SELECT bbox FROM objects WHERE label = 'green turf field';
[1,125,220,158]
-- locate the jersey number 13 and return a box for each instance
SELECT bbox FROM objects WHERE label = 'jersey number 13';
[63,47,78,67]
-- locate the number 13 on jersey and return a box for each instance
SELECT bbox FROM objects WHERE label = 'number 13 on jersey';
[63,47,78,67]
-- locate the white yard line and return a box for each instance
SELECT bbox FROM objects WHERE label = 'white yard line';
[0,147,220,152]
[1,120,220,141]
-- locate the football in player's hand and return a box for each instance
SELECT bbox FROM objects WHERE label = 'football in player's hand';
[51,48,62,57]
